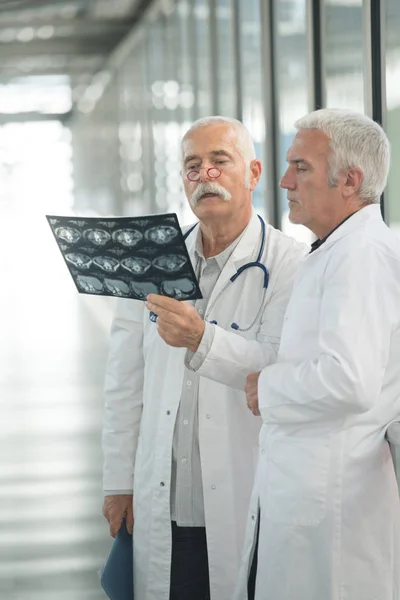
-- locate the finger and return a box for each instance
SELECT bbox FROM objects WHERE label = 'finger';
[126,506,134,535]
[156,327,180,347]
[146,304,182,327]
[146,294,184,315]
[109,515,123,538]
[157,320,184,339]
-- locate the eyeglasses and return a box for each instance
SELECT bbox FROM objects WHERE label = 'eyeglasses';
[186,167,222,182]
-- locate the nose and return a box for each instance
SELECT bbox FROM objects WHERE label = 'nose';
[280,168,294,190]
[198,165,214,182]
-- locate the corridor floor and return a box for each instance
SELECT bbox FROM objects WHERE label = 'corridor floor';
[0,202,114,599]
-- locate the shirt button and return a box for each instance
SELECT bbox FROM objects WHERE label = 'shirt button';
[211,485,216,490]
[186,380,192,387]
[206,414,210,419]
[181,458,187,464]
[183,419,189,425]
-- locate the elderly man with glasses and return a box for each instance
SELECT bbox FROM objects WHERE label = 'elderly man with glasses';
[102,116,307,600]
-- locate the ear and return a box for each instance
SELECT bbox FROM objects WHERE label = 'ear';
[342,167,363,198]
[249,159,262,191]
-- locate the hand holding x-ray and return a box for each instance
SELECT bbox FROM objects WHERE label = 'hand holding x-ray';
[146,294,205,352]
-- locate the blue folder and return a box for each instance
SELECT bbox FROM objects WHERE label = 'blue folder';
[100,519,134,600]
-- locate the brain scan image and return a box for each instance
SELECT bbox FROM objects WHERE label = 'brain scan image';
[144,225,178,245]
[152,254,187,273]
[120,256,152,275]
[65,253,91,269]
[83,228,111,246]
[92,256,119,272]
[55,226,81,244]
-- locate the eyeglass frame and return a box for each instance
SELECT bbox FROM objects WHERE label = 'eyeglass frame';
[186,166,222,182]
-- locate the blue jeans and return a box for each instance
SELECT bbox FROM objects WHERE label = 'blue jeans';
[169,521,210,600]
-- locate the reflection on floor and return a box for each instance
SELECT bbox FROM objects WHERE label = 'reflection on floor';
[0,205,114,599]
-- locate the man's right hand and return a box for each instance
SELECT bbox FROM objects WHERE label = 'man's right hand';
[102,494,134,538]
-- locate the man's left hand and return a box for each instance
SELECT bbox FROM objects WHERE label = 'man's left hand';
[146,294,205,352]
[245,372,261,416]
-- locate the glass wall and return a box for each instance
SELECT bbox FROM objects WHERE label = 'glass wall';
[239,0,267,220]
[214,0,237,117]
[70,0,400,240]
[323,0,365,112]
[274,0,313,243]
[192,0,213,118]
[385,0,400,234]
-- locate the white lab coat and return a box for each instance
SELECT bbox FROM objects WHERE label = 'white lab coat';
[235,205,400,600]
[103,211,307,600]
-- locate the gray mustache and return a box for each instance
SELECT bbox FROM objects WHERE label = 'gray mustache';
[190,182,232,207]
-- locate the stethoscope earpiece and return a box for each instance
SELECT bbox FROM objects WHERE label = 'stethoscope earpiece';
[231,323,239,330]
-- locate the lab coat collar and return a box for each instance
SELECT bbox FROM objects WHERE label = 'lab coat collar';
[311,204,383,254]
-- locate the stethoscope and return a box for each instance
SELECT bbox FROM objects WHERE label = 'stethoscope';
[149,214,269,332]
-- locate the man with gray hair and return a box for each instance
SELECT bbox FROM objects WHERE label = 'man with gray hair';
[240,108,400,600]
[102,116,307,600]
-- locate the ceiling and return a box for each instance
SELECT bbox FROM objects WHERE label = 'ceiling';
[0,0,152,120]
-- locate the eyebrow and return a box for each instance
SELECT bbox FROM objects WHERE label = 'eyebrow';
[183,149,234,166]
[286,157,312,167]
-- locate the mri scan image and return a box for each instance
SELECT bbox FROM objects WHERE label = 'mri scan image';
[92,256,119,272]
[120,256,152,275]
[131,281,159,300]
[47,213,202,301]
[144,225,178,245]
[104,278,131,296]
[152,254,187,272]
[161,278,197,299]
[83,228,111,246]
[65,253,92,269]
[76,275,103,294]
[55,226,81,244]
[112,228,143,248]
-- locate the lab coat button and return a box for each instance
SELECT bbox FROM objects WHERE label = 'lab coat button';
[251,515,255,521]
[181,458,187,464]
[206,414,210,419]
[261,449,265,454]
[186,380,192,387]
[160,482,165,487]
[211,485,216,490]
[183,419,189,425]
[166,411,171,415]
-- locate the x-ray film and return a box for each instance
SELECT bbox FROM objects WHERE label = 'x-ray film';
[46,213,203,301]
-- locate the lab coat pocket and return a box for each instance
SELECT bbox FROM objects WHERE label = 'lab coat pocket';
[263,439,331,526]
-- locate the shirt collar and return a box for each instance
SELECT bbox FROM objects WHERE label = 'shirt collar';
[194,225,246,270]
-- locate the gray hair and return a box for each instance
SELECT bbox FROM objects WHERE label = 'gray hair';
[182,116,257,163]
[295,108,390,204]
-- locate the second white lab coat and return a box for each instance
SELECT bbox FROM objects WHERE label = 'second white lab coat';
[235,205,400,600]
[103,212,307,600]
